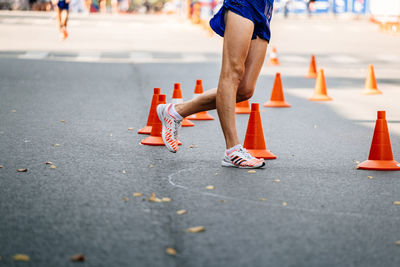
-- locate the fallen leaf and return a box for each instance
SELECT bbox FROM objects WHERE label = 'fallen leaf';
[148,193,162,203]
[55,144,60,147]
[60,120,65,123]
[188,144,198,148]
[248,170,256,174]
[0,256,2,260]
[273,179,280,183]
[133,192,143,197]
[176,209,187,215]
[258,198,268,201]
[165,247,177,256]
[13,254,30,261]
[282,202,288,206]
[368,176,373,179]
[215,173,218,176]
[162,197,171,202]
[128,128,134,131]
[149,164,154,168]
[45,161,52,165]
[122,170,126,174]
[314,125,318,128]
[50,165,56,169]
[395,241,400,246]
[11,109,16,113]
[205,185,215,190]
[70,254,85,262]
[355,161,360,164]
[393,201,400,205]
[17,168,27,172]
[109,134,113,137]
[186,226,205,233]
[0,165,3,168]
[220,200,226,203]
[122,196,129,202]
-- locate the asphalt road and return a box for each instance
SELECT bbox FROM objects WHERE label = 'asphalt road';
[0,11,400,267]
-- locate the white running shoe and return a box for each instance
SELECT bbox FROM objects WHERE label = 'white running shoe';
[221,145,265,169]
[157,103,182,153]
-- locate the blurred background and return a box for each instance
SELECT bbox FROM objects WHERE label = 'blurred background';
[0,0,399,33]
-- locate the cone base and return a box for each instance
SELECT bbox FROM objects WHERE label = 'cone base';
[182,118,195,127]
[141,136,183,146]
[187,112,214,120]
[264,101,291,108]
[357,160,400,171]
[361,88,382,95]
[246,149,277,160]
[267,61,280,66]
[235,107,251,114]
[138,126,152,135]
[141,136,164,146]
[309,94,333,101]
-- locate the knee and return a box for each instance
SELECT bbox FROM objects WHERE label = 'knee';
[236,85,254,102]
[221,62,245,86]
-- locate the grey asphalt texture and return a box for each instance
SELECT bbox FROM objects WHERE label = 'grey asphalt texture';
[1,12,400,267]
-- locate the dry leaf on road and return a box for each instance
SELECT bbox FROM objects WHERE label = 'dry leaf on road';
[205,185,215,190]
[393,201,400,205]
[45,161,52,165]
[13,254,30,261]
[186,226,205,233]
[162,197,171,202]
[148,193,162,203]
[70,254,85,262]
[128,128,134,131]
[176,209,187,215]
[248,170,256,174]
[61,120,65,123]
[368,176,373,179]
[282,202,288,206]
[273,179,280,183]
[133,192,143,197]
[122,170,126,174]
[0,165,3,168]
[55,144,60,147]
[149,164,154,168]
[122,197,129,202]
[395,241,400,246]
[50,165,56,169]
[11,109,16,112]
[258,198,268,201]
[188,144,198,148]
[220,200,226,203]
[165,247,177,256]
[17,168,27,172]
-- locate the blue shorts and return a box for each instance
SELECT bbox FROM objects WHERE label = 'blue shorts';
[57,0,69,10]
[210,0,274,42]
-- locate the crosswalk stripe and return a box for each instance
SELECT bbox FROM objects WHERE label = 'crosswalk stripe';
[76,52,101,62]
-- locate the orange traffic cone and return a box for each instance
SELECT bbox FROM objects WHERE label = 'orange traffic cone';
[357,111,400,171]
[362,65,382,95]
[305,55,318,79]
[187,80,214,120]
[309,69,332,101]
[138,88,161,135]
[264,73,291,108]
[235,100,251,114]
[141,94,166,146]
[172,83,195,127]
[243,103,276,159]
[267,46,280,66]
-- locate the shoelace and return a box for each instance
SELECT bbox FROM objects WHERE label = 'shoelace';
[239,147,256,161]
[173,119,182,139]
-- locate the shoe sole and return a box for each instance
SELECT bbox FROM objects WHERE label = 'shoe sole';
[221,160,265,169]
[157,104,177,153]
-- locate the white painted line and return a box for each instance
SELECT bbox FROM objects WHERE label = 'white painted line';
[329,55,360,64]
[31,19,50,25]
[75,52,101,62]
[182,53,208,62]
[280,55,308,63]
[376,55,400,63]
[129,52,153,61]
[2,18,19,24]
[19,51,49,59]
